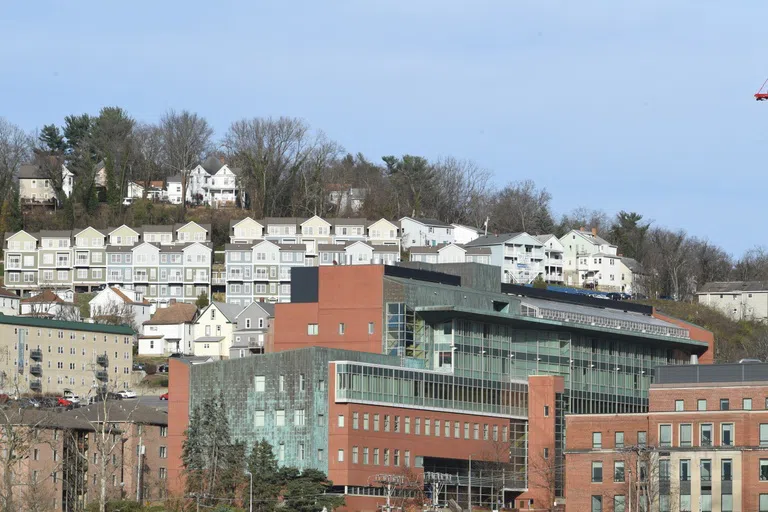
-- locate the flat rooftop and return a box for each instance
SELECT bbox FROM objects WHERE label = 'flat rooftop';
[654,363,768,386]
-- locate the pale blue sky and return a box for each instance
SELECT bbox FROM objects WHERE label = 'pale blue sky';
[1,1,765,255]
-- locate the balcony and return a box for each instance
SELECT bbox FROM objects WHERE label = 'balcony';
[29,379,42,392]
[56,259,71,268]
[133,273,148,282]
[96,370,109,382]
[169,273,183,282]
[227,273,243,282]
[195,273,209,283]
[211,273,226,285]
[30,348,43,361]
[30,364,43,377]
[97,354,109,368]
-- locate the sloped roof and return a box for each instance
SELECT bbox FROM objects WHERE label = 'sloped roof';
[141,225,173,233]
[39,230,73,238]
[201,155,224,174]
[211,301,241,322]
[18,164,43,179]
[328,217,368,226]
[0,287,18,299]
[277,244,306,251]
[697,281,768,294]
[0,314,134,334]
[144,303,198,325]
[403,217,452,228]
[21,290,68,304]
[63,403,168,426]
[109,287,150,306]
[465,246,492,255]
[465,233,525,247]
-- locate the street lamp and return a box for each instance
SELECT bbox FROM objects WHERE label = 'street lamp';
[245,469,253,512]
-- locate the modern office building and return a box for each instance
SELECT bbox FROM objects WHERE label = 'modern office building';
[0,315,135,397]
[566,363,768,512]
[168,263,713,511]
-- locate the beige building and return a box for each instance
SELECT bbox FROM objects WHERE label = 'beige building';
[697,281,768,322]
[0,315,135,397]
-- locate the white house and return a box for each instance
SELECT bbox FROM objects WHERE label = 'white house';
[192,301,242,359]
[465,232,545,284]
[139,302,199,355]
[229,302,274,358]
[451,224,481,245]
[559,228,629,291]
[327,185,366,214]
[409,244,492,265]
[207,164,240,207]
[535,234,565,284]
[20,290,80,320]
[171,156,241,207]
[127,181,165,201]
[89,286,153,328]
[399,217,455,249]
[18,163,74,203]
[166,176,184,204]
[0,287,20,316]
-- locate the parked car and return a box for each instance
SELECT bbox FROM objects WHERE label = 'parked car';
[157,364,169,373]
[17,398,40,408]
[39,397,58,408]
[122,197,134,206]
[116,389,137,399]
[160,392,168,401]
[606,292,623,301]
[63,389,81,404]
[57,397,73,407]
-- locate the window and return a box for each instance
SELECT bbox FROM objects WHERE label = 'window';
[591,461,602,483]
[337,449,344,462]
[721,423,734,446]
[761,460,768,481]
[591,496,602,512]
[543,448,549,459]
[368,322,374,334]
[279,375,285,392]
[374,414,379,431]
[394,449,400,466]
[363,447,369,464]
[761,494,768,512]
[680,424,692,447]
[464,422,470,439]
[615,431,624,448]
[680,459,690,481]
[307,323,318,335]
[426,419,432,436]
[483,424,488,440]
[254,375,265,392]
[701,423,713,446]
[592,432,602,449]
[614,461,625,482]
[454,421,460,438]
[745,398,753,410]
[544,405,550,417]
[614,495,625,512]
[338,415,345,428]
[339,323,345,335]
[680,495,691,512]
[384,415,390,432]
[675,399,684,411]
[405,416,411,434]
[254,410,265,427]
[721,493,733,512]
[722,459,732,481]
[659,459,670,480]
[700,459,711,481]
[160,426,167,437]
[353,412,359,429]
[299,374,306,391]
[363,413,369,430]
[720,398,729,410]
[415,417,421,435]
[637,431,647,447]
[384,448,390,466]
[395,416,401,433]
[659,424,672,447]
[473,423,479,439]
[352,446,358,464]
[762,424,768,447]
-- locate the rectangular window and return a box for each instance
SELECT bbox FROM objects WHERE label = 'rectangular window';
[276,410,285,426]
[659,459,670,480]
[701,423,713,446]
[591,461,602,483]
[339,323,345,335]
[415,417,421,435]
[384,415,390,432]
[374,414,380,431]
[394,449,400,466]
[761,459,768,481]
[760,494,768,512]
[454,421,459,438]
[373,448,380,465]
[680,424,692,447]
[591,496,602,512]
[721,423,734,446]
[254,410,265,427]
[680,495,691,512]
[395,416,400,433]
[405,416,411,434]
[722,459,732,481]
[353,412,359,429]
[352,446,358,464]
[659,424,672,447]
[745,398,753,410]
[307,323,318,335]
[762,424,768,446]
[368,322,375,334]
[592,432,602,449]
[675,399,684,411]
[337,449,344,462]
[720,398,730,410]
[615,431,624,448]
[363,447,369,464]
[363,413,369,430]
[254,375,265,392]
[700,459,711,481]
[384,449,390,466]
[638,430,647,447]
[294,409,305,426]
[544,405,550,417]
[473,423,479,440]
[721,493,733,512]
[680,459,690,481]
[614,495,625,512]
[425,419,431,436]
[338,415,345,428]
[464,422,470,439]
[279,375,285,392]
[614,461,625,482]
[483,424,489,440]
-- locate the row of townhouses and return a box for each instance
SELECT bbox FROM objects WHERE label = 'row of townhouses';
[3,218,641,306]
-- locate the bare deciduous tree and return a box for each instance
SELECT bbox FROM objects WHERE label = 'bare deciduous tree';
[159,110,213,214]
[489,179,555,234]
[0,118,32,200]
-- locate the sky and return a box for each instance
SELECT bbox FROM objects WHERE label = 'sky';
[1,1,766,256]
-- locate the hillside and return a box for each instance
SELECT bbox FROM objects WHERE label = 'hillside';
[641,299,768,363]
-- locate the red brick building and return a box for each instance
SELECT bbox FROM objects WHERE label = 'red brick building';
[566,363,768,512]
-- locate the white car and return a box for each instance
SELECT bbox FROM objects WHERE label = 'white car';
[63,390,81,404]
[117,389,137,399]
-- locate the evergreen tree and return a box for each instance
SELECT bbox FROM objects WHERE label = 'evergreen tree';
[195,292,210,309]
[39,124,66,153]
[244,440,282,511]
[282,468,344,512]
[532,274,548,290]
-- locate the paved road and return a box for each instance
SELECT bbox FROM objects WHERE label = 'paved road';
[136,395,168,410]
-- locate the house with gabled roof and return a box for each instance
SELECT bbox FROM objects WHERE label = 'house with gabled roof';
[89,286,153,329]
[18,162,74,204]
[140,301,199,355]
[466,232,545,284]
[229,301,275,358]
[193,301,242,359]
[399,217,455,249]
[559,228,626,291]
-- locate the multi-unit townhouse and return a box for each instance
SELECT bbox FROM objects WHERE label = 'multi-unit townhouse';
[225,240,306,305]
[465,232,547,284]
[399,217,455,248]
[408,243,492,265]
[5,230,41,291]
[560,228,636,293]
[535,234,565,284]
[73,227,108,291]
[366,218,401,250]
[317,242,399,266]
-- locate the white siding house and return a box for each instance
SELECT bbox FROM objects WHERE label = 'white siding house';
[139,302,199,355]
[399,217,455,249]
[89,287,153,328]
[193,301,241,359]
[451,224,481,245]
[465,233,545,284]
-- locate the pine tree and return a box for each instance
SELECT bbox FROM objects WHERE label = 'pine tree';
[244,440,282,511]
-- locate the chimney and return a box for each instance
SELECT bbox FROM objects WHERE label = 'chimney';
[591,227,597,236]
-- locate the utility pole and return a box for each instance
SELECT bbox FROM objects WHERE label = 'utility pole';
[468,454,473,512]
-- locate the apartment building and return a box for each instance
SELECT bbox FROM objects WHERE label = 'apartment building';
[535,234,565,283]
[0,315,135,397]
[399,217,454,249]
[4,222,211,304]
[225,240,306,305]
[696,281,768,322]
[566,363,768,512]
[465,232,547,284]
[560,228,636,293]
[408,243,491,265]
[168,263,713,510]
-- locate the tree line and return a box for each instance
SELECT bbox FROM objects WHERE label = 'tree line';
[0,111,762,300]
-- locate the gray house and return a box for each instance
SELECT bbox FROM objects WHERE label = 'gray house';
[229,302,275,359]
